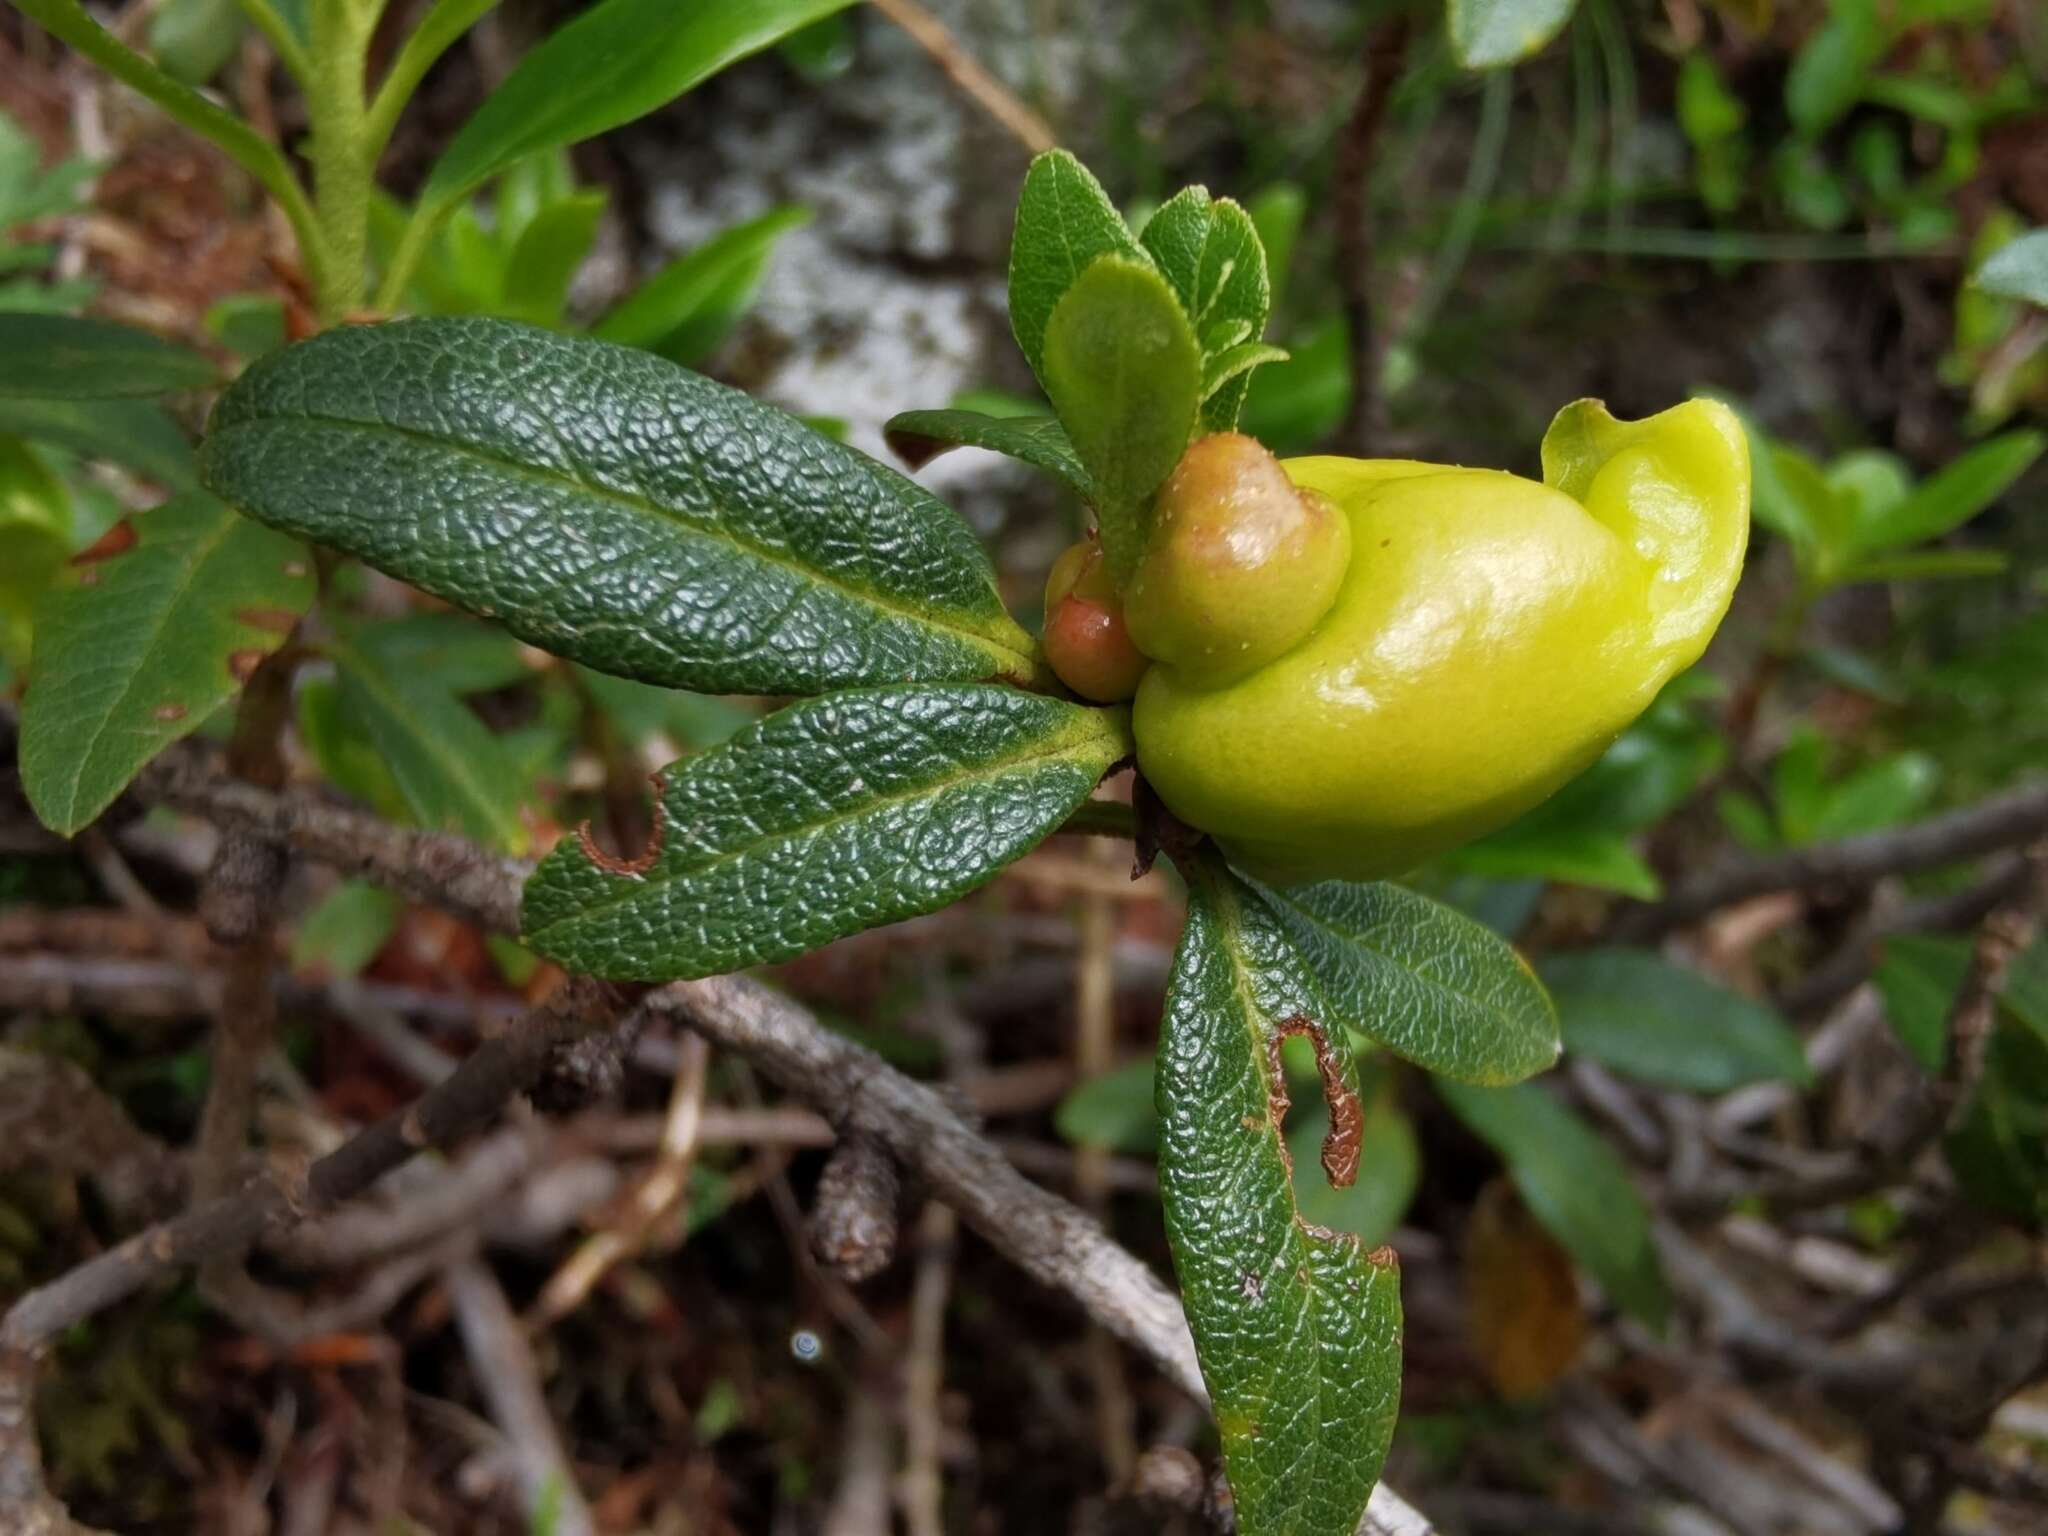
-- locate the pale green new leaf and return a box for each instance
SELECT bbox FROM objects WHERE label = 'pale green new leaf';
[1139,187,1274,429]
[19,494,312,834]
[593,206,810,365]
[521,686,1129,980]
[1007,149,1145,381]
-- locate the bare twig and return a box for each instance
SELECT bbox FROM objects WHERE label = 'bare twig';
[447,1257,596,1536]
[868,0,1055,154]
[529,1029,710,1326]
[1617,783,2048,940]
[900,1200,956,1536]
[1333,16,1411,455]
[1,978,621,1353]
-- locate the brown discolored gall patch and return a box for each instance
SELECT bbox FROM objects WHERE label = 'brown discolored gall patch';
[235,607,300,634]
[73,520,138,563]
[573,795,667,877]
[227,648,266,682]
[1266,1015,1364,1190]
[152,703,187,722]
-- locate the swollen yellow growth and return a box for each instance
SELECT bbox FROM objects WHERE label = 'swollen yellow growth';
[1131,400,1751,884]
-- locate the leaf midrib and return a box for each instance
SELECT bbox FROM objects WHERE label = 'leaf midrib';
[334,640,525,851]
[1208,876,1375,1525]
[527,709,1115,940]
[212,411,1039,681]
[1266,884,1548,1046]
[51,507,242,830]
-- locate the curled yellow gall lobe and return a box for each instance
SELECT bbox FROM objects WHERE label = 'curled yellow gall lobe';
[1132,399,1751,884]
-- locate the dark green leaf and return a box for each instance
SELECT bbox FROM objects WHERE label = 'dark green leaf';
[1138,187,1273,430]
[200,318,1040,694]
[330,634,533,854]
[593,206,810,365]
[1872,933,1968,1073]
[1544,949,1811,1092]
[1041,255,1201,570]
[1972,228,2048,308]
[1160,864,1401,1536]
[1435,1078,1669,1329]
[1007,149,1144,381]
[0,314,217,399]
[882,409,1092,499]
[1253,879,1559,1084]
[1240,314,1349,454]
[1447,0,1581,69]
[521,686,1128,980]
[0,396,196,491]
[1850,430,2044,555]
[1806,753,1938,840]
[421,0,859,213]
[1451,832,1661,900]
[1056,1058,1159,1154]
[19,494,312,834]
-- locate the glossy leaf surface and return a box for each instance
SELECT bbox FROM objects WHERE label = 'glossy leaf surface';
[1159,862,1401,1536]
[522,686,1128,979]
[200,318,1039,694]
[1254,879,1559,1084]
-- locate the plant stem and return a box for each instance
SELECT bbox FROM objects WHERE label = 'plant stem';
[364,0,503,162]
[12,0,332,302]
[303,0,383,319]
[231,0,314,85]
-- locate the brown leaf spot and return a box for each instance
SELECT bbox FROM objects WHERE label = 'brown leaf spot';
[573,794,667,877]
[77,568,100,587]
[73,520,138,564]
[235,606,299,634]
[152,703,187,722]
[282,561,309,580]
[1267,1014,1364,1190]
[227,648,266,682]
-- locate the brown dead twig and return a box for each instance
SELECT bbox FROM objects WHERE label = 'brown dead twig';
[3,745,1439,1536]
[867,0,1056,155]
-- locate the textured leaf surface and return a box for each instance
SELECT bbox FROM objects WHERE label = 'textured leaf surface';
[20,494,312,834]
[1447,0,1580,68]
[200,318,1038,693]
[1254,879,1558,1084]
[330,635,533,854]
[521,686,1128,980]
[0,398,197,490]
[1545,949,1811,1093]
[1007,149,1145,381]
[1139,187,1273,431]
[1436,1079,1669,1329]
[1159,863,1402,1536]
[882,410,1093,500]
[421,0,858,211]
[0,314,217,398]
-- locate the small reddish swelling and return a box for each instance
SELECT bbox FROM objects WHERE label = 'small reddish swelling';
[1042,537,1148,703]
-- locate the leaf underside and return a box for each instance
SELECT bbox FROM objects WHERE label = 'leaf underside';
[1158,862,1402,1536]
[199,317,1038,695]
[520,685,1130,980]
